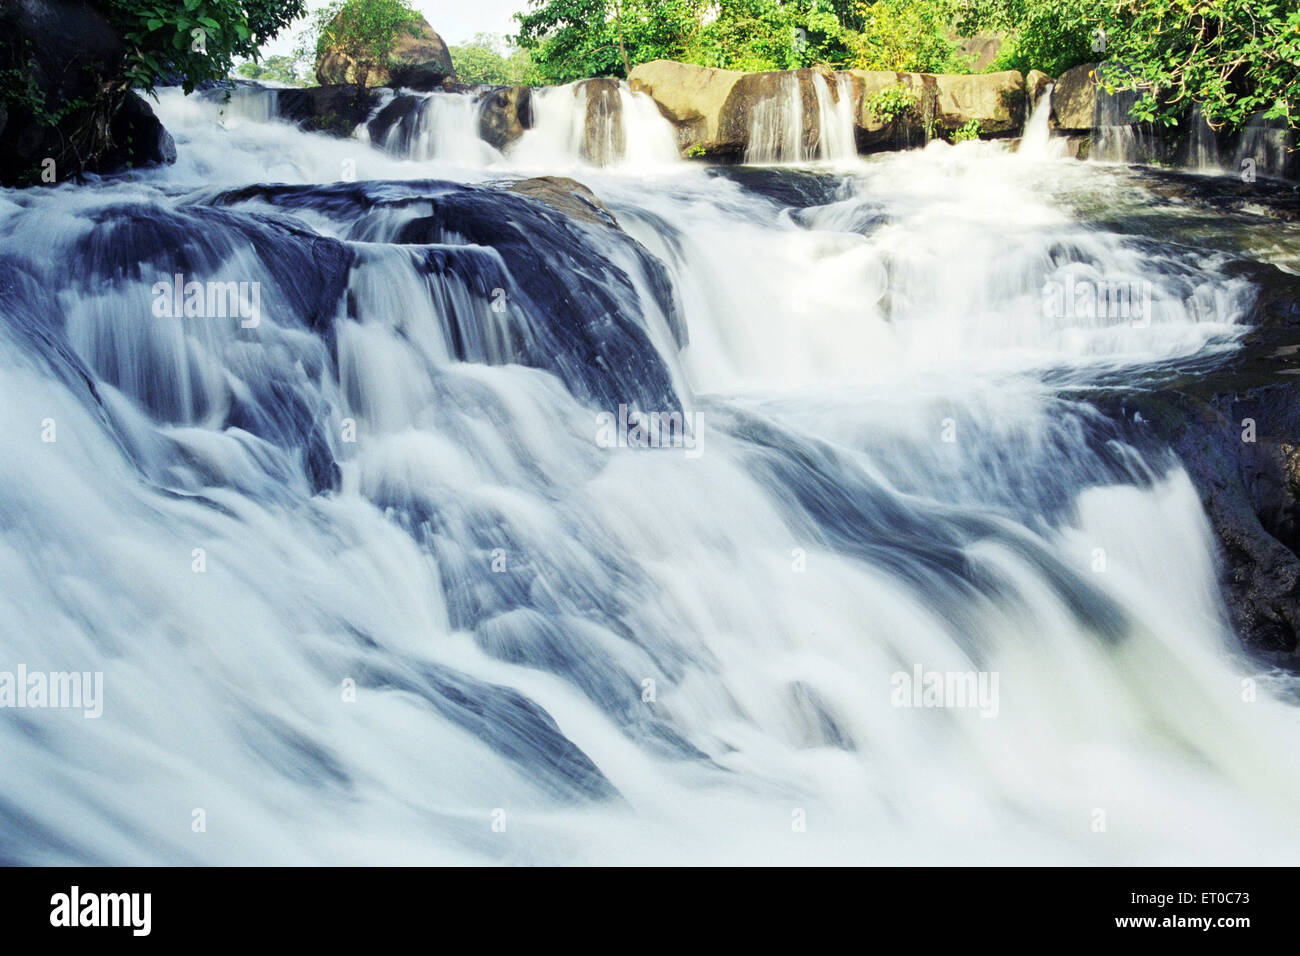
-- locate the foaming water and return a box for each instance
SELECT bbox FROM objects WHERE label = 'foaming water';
[1019,83,1065,160]
[1,86,1298,865]
[746,71,858,164]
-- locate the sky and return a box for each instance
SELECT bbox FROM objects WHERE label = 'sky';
[260,0,531,58]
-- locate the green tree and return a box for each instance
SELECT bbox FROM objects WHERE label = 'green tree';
[297,0,424,88]
[958,0,1101,76]
[449,33,544,85]
[235,53,302,83]
[514,0,704,82]
[1102,0,1300,133]
[848,0,964,72]
[105,0,306,93]
[962,0,1299,134]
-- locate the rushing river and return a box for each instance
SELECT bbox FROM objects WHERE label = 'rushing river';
[1,81,1298,864]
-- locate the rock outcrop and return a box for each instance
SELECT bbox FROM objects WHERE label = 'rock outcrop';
[506,176,620,229]
[1082,172,1300,652]
[315,13,456,90]
[479,86,533,151]
[276,85,381,137]
[0,0,176,184]
[1026,69,1051,105]
[629,60,746,157]
[1052,61,1098,132]
[631,59,1025,158]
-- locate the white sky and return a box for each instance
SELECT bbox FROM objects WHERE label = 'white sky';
[260,0,530,57]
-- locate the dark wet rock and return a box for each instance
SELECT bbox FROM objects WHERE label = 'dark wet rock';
[275,85,380,137]
[1130,167,1300,223]
[0,0,128,184]
[478,85,532,150]
[505,176,619,229]
[89,92,177,174]
[1083,260,1300,656]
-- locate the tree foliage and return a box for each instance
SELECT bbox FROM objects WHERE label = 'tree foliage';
[449,33,544,85]
[963,0,1300,133]
[849,0,965,73]
[235,54,302,84]
[296,0,424,88]
[105,0,306,93]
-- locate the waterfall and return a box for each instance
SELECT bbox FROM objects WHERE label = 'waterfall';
[1184,103,1222,172]
[1017,83,1064,159]
[1091,86,1159,164]
[745,73,806,164]
[1232,111,1294,181]
[812,72,858,162]
[374,91,502,166]
[4,84,1300,865]
[746,71,858,164]
[509,80,680,169]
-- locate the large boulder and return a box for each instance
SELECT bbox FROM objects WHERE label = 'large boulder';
[933,70,1024,135]
[315,13,456,90]
[633,60,1026,158]
[851,70,929,150]
[0,0,131,184]
[1052,61,1098,131]
[88,91,177,173]
[629,59,745,156]
[276,85,381,137]
[1026,69,1051,106]
[479,86,533,151]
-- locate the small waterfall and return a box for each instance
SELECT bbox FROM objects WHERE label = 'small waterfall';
[745,73,806,164]
[1232,111,1294,181]
[1091,86,1159,164]
[812,72,858,162]
[746,71,858,164]
[1018,82,1064,158]
[1185,103,1222,172]
[201,83,280,126]
[510,80,680,168]
[376,92,500,166]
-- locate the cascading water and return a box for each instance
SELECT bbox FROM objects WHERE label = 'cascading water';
[746,71,857,164]
[375,91,502,166]
[1232,111,1294,181]
[4,80,1300,865]
[507,80,681,169]
[1018,83,1065,159]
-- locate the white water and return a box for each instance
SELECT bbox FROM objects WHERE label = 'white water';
[1018,83,1065,159]
[2,86,1300,866]
[505,81,681,171]
[746,71,857,164]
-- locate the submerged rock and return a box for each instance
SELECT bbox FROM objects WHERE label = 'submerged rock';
[506,176,620,230]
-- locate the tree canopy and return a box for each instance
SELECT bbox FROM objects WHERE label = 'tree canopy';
[105,0,306,93]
